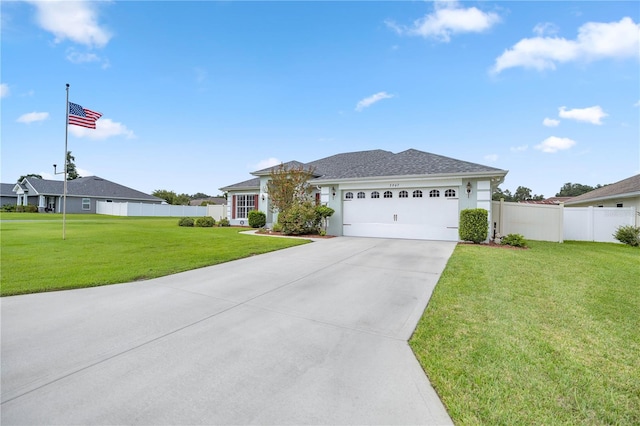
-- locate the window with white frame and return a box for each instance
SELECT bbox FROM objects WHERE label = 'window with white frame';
[371,191,380,199]
[429,189,440,198]
[82,198,91,210]
[357,191,365,199]
[413,190,423,198]
[236,194,255,219]
[345,192,354,199]
[383,191,393,198]
[445,189,456,198]
[399,190,408,198]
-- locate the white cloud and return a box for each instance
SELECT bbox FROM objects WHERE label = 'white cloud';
[543,117,560,127]
[484,154,498,162]
[25,0,111,48]
[634,100,640,107]
[492,17,640,74]
[510,144,528,152]
[558,105,608,125]
[69,118,135,140]
[66,48,110,68]
[386,1,500,42]
[251,157,281,171]
[355,92,394,112]
[0,83,9,98]
[17,111,49,124]
[534,136,576,153]
[533,22,559,37]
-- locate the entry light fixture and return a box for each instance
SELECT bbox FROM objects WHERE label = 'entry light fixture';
[466,182,472,197]
[261,194,265,201]
[332,187,336,199]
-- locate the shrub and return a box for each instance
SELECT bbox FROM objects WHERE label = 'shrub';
[459,208,488,243]
[613,225,640,247]
[2,204,16,212]
[315,205,335,232]
[218,217,230,227]
[280,201,320,235]
[501,233,528,248]
[178,217,194,227]
[15,205,38,213]
[248,210,266,228]
[195,216,215,227]
[272,222,282,232]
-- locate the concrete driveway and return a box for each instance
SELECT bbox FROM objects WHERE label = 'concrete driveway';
[1,237,455,425]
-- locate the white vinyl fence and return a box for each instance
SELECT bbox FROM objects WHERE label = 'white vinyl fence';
[492,200,636,243]
[564,206,636,243]
[97,201,227,220]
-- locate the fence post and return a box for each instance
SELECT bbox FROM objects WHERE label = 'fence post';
[558,202,564,243]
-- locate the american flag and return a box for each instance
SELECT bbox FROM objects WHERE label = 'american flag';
[68,102,102,129]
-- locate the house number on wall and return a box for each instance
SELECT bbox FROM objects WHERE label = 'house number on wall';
[389,183,400,187]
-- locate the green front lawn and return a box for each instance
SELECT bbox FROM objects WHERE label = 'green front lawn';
[0,214,308,296]
[411,241,639,425]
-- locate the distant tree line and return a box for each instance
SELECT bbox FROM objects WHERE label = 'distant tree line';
[493,182,604,202]
[151,190,227,205]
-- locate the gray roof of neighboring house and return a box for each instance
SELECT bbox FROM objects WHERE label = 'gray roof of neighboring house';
[220,149,507,190]
[17,176,162,202]
[565,174,640,204]
[1,183,17,196]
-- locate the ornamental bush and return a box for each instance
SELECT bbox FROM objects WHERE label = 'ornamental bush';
[459,208,488,243]
[195,216,215,227]
[178,217,194,227]
[501,233,528,248]
[248,210,266,228]
[613,225,640,247]
[280,201,320,235]
[218,217,230,227]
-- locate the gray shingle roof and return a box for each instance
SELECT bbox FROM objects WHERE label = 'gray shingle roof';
[1,183,17,196]
[565,174,640,204]
[220,148,507,190]
[20,176,162,201]
[219,177,261,191]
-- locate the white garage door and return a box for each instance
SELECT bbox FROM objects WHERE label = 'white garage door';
[342,188,459,241]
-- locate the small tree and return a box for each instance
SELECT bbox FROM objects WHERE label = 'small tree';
[265,163,315,214]
[66,151,80,180]
[459,208,488,243]
[17,174,43,182]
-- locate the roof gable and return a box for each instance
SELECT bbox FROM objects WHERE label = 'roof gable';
[566,174,640,204]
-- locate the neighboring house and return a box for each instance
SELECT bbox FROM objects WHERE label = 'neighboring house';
[520,197,573,205]
[12,176,163,214]
[1,183,19,207]
[220,149,508,241]
[190,197,227,206]
[565,174,640,226]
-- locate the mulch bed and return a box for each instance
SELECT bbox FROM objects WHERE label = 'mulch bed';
[459,240,529,250]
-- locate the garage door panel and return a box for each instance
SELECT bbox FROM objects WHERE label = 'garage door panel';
[342,188,459,241]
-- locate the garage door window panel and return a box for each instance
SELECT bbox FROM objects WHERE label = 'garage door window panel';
[384,191,393,198]
[430,190,440,198]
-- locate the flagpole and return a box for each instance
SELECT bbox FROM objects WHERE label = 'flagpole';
[63,83,69,240]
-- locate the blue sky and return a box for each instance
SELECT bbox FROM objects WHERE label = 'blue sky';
[2,1,639,198]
